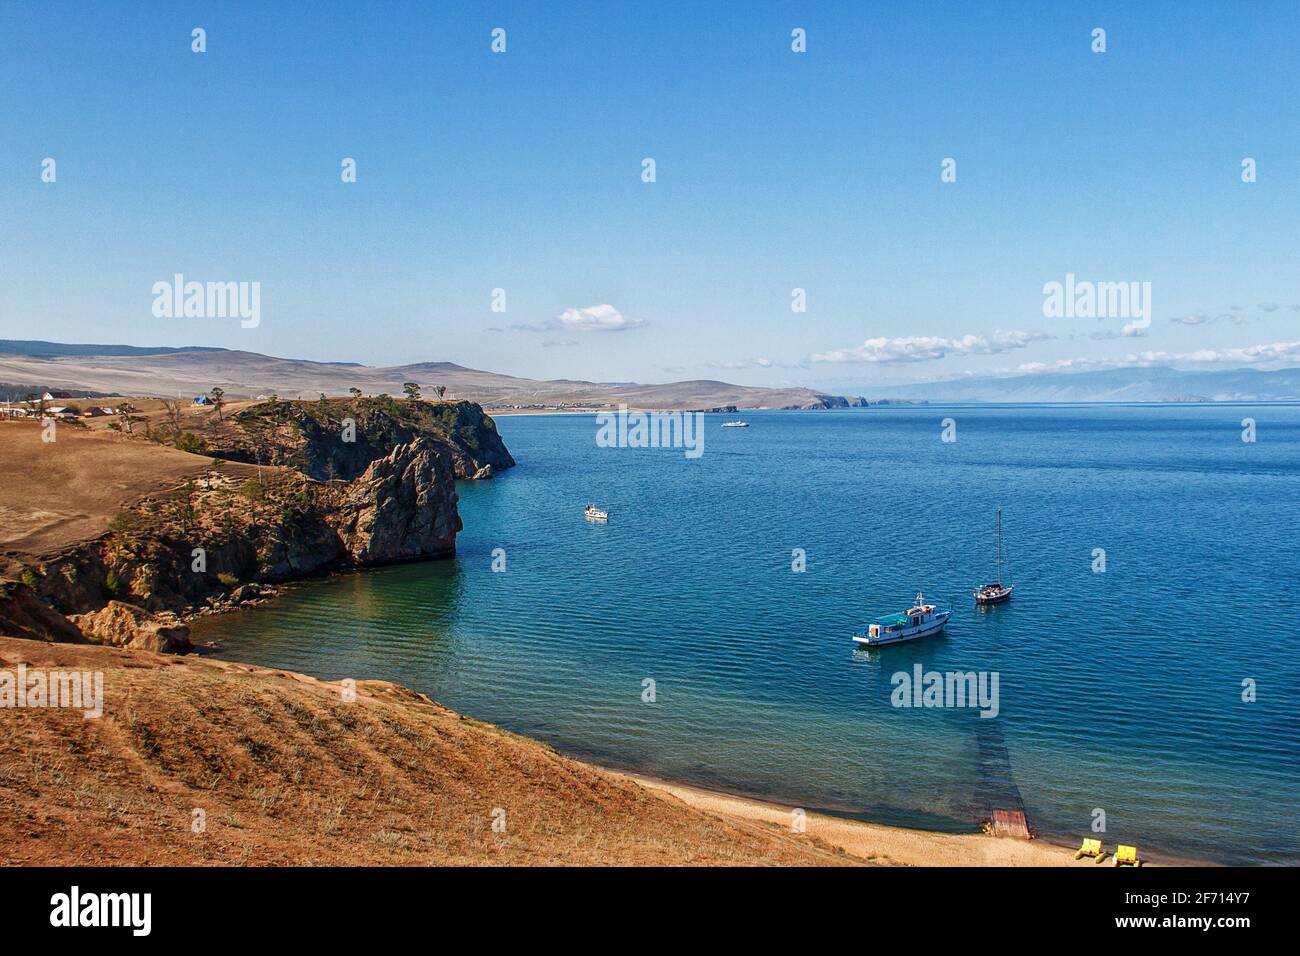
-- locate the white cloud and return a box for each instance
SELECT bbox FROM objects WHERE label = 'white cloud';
[553,303,644,332]
[1144,341,1300,365]
[1168,312,1244,326]
[1018,339,1300,373]
[809,329,1048,364]
[704,357,780,370]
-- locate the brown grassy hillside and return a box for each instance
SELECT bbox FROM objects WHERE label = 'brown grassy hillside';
[0,421,260,556]
[0,637,850,866]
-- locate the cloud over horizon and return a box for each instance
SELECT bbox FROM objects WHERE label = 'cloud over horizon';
[1018,339,1300,373]
[810,329,1049,364]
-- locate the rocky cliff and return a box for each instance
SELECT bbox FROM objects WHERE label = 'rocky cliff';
[0,400,511,653]
[331,438,462,564]
[216,396,515,481]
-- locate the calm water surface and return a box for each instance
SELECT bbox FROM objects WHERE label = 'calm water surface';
[192,405,1300,864]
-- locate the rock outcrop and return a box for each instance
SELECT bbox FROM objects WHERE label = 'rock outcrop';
[70,601,192,654]
[219,396,515,481]
[330,438,462,564]
[0,580,88,644]
[4,397,512,653]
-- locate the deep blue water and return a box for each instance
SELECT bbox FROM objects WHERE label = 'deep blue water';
[192,405,1300,864]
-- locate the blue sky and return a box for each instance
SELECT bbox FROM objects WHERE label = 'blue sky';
[1,0,1297,388]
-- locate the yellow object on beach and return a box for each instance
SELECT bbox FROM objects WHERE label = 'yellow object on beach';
[1114,844,1141,867]
[1074,837,1107,862]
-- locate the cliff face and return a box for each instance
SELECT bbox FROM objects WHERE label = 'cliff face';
[218,396,515,481]
[331,438,462,564]
[1,399,512,653]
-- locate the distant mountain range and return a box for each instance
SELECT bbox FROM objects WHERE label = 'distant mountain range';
[3,339,1295,407]
[0,340,228,359]
[0,340,851,410]
[863,366,1300,403]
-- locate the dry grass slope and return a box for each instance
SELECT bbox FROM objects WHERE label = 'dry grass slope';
[0,637,851,866]
[0,422,260,557]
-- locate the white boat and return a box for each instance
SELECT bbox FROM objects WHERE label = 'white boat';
[583,503,608,521]
[852,593,950,646]
[721,420,749,428]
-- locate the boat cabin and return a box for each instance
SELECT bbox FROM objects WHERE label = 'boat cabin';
[868,613,906,639]
[867,601,937,638]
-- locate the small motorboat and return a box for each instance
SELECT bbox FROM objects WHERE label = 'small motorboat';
[853,593,950,646]
[973,508,1014,605]
[583,503,609,521]
[720,420,749,427]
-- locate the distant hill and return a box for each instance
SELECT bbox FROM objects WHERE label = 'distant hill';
[0,339,227,359]
[865,366,1300,403]
[0,341,847,410]
[0,382,106,399]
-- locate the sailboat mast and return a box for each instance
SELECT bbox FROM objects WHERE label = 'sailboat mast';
[996,508,1002,586]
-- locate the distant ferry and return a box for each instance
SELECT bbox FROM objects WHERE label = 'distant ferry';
[584,503,609,521]
[853,593,950,646]
[721,420,749,428]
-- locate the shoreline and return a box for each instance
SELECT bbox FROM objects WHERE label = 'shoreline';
[185,630,1210,865]
[0,630,1186,867]
[184,579,1214,867]
[618,772,1104,866]
[617,772,1207,867]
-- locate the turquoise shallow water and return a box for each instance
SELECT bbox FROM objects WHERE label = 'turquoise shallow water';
[192,405,1300,864]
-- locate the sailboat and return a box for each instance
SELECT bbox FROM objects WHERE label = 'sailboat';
[973,508,1014,605]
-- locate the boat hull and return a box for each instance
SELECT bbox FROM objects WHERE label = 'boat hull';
[973,585,1013,605]
[852,612,950,646]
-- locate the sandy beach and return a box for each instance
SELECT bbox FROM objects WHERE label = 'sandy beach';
[624,774,1108,867]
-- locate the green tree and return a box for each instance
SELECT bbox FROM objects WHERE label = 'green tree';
[209,386,226,421]
[402,382,421,401]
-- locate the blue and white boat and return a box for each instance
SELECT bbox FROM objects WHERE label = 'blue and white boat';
[852,593,950,646]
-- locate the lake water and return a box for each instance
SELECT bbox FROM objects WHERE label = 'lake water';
[192,405,1300,864]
